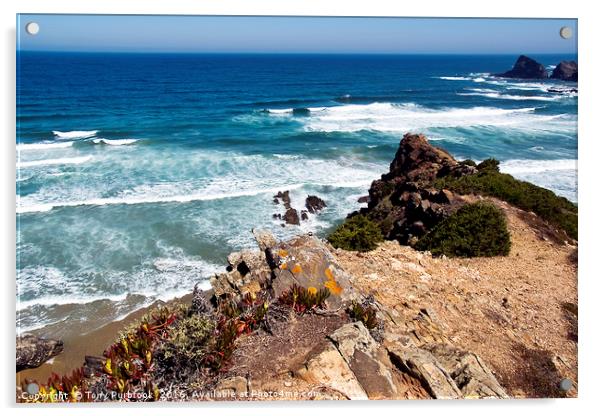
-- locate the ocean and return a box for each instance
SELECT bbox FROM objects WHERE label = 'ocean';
[16,52,578,336]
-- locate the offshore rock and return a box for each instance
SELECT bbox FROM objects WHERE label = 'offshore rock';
[551,60,578,82]
[496,55,547,79]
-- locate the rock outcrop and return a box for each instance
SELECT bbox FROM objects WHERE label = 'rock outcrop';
[496,55,547,79]
[16,334,64,372]
[551,60,578,81]
[273,191,327,226]
[210,228,507,399]
[356,133,473,244]
[305,195,327,213]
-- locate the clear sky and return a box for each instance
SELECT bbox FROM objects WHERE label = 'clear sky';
[17,15,578,54]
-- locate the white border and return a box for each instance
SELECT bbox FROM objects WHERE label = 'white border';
[2,1,600,415]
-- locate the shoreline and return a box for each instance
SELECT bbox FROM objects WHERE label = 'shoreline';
[17,293,193,386]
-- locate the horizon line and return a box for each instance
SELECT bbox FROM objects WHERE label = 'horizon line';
[17,50,577,56]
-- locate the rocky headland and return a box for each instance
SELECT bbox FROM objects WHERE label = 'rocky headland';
[17,134,578,402]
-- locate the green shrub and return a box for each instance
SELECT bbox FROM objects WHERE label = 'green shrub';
[415,202,511,257]
[476,158,501,173]
[327,215,384,252]
[434,167,577,240]
[461,159,477,167]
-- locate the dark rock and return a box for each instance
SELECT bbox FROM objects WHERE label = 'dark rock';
[292,107,311,116]
[551,60,578,82]
[305,195,327,213]
[301,210,309,221]
[548,87,578,94]
[496,55,547,79]
[284,208,300,225]
[16,334,64,372]
[356,133,471,245]
[357,195,369,204]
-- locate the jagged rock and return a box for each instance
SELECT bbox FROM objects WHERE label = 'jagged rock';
[357,195,369,204]
[551,61,578,82]
[268,235,355,309]
[296,342,369,400]
[356,133,471,244]
[425,344,509,398]
[301,210,309,221]
[16,334,64,371]
[328,322,400,399]
[284,207,300,225]
[305,195,327,213]
[387,346,461,399]
[252,228,277,251]
[210,246,272,301]
[496,55,547,79]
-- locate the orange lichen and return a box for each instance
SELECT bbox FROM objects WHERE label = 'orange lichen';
[279,262,288,270]
[325,267,335,281]
[324,279,343,296]
[278,249,289,258]
[291,264,303,274]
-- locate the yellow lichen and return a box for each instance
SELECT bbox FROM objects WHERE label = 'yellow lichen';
[324,279,343,296]
[278,249,289,258]
[307,286,317,295]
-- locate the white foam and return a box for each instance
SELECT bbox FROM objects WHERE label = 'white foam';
[17,155,92,169]
[499,159,577,202]
[500,158,576,174]
[92,138,138,146]
[438,76,471,81]
[458,91,566,102]
[17,141,74,151]
[53,130,98,139]
[267,106,327,114]
[291,102,570,133]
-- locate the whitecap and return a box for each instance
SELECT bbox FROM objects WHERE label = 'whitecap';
[52,130,98,139]
[92,138,138,146]
[17,141,74,151]
[17,155,92,169]
[438,76,471,81]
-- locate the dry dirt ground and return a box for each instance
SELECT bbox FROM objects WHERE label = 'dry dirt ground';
[334,197,578,398]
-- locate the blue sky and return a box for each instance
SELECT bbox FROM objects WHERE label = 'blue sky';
[17,15,577,54]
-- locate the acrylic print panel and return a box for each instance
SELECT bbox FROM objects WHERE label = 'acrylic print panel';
[16,15,578,402]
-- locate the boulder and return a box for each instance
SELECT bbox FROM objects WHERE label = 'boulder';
[551,60,578,81]
[296,342,369,400]
[305,195,327,213]
[16,334,64,372]
[283,207,300,225]
[496,55,547,79]
[327,322,400,399]
[269,234,355,310]
[388,346,461,399]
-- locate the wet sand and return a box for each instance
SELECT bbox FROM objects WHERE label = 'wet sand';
[17,294,192,386]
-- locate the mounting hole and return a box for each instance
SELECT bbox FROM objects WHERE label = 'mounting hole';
[559,26,572,40]
[26,22,40,35]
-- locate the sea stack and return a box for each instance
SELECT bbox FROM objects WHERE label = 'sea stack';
[551,60,578,81]
[496,55,547,79]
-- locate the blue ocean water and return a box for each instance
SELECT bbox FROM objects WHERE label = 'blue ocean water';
[16,53,577,335]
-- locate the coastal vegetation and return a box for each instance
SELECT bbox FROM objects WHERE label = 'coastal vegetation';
[327,215,383,252]
[434,158,578,240]
[415,202,511,257]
